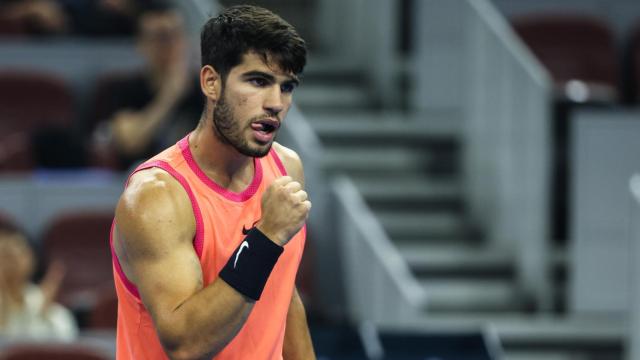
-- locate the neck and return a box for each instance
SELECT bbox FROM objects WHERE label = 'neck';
[188,120,254,190]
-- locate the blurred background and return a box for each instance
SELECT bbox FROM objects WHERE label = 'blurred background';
[1,0,640,359]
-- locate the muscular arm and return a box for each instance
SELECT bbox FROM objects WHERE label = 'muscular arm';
[273,143,316,359]
[114,169,254,360]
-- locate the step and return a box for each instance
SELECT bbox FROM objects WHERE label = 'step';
[322,146,431,173]
[294,83,371,109]
[422,279,521,313]
[354,176,462,210]
[398,243,513,278]
[308,107,464,133]
[503,353,574,360]
[381,313,625,350]
[307,111,461,143]
[303,55,366,77]
[376,210,467,240]
[355,176,460,201]
[503,351,617,360]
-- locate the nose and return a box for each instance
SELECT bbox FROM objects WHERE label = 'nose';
[263,85,284,116]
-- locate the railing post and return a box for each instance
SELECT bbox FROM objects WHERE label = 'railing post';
[628,174,640,360]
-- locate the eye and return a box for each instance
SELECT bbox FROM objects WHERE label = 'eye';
[249,78,268,87]
[281,83,296,94]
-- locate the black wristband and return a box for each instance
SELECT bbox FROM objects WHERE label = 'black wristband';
[219,228,284,301]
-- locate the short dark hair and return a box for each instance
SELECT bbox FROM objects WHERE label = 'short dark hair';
[200,5,307,80]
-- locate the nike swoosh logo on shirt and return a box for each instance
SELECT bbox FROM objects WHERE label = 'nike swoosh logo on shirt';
[242,220,260,235]
[234,241,249,269]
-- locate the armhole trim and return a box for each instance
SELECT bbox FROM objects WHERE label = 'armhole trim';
[111,160,205,300]
[270,148,288,176]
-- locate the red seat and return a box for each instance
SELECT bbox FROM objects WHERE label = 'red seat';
[88,288,118,330]
[0,132,34,172]
[0,343,111,360]
[0,71,74,137]
[41,210,115,311]
[512,13,619,102]
[0,19,26,37]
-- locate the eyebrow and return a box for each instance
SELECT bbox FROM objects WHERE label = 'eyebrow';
[241,71,300,86]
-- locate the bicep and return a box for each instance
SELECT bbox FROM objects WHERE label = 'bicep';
[114,171,202,322]
[118,226,203,316]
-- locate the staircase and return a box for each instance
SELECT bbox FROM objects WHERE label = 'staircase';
[294,60,625,360]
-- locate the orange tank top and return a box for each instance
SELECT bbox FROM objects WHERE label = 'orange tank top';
[110,134,306,359]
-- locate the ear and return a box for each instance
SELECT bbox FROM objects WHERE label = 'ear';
[200,65,221,102]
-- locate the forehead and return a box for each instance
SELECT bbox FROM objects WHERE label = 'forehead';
[230,52,294,79]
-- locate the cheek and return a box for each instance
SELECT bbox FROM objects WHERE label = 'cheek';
[280,105,291,118]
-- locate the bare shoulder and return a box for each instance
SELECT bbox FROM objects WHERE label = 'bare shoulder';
[114,168,203,317]
[115,167,196,258]
[272,142,304,185]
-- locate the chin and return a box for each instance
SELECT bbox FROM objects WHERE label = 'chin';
[239,142,272,158]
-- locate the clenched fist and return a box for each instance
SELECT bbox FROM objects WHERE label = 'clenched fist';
[256,176,311,246]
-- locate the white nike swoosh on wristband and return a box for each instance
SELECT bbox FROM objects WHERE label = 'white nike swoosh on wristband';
[234,241,250,269]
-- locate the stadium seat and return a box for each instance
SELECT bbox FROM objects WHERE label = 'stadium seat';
[0,70,74,137]
[40,210,115,311]
[88,288,118,330]
[0,20,26,37]
[0,132,34,171]
[0,343,110,360]
[512,14,618,103]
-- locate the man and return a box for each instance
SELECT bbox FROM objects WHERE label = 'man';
[111,5,315,359]
[92,2,201,170]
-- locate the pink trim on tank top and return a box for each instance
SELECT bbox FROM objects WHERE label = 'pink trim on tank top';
[110,221,140,299]
[269,148,288,176]
[178,135,262,202]
[110,160,205,300]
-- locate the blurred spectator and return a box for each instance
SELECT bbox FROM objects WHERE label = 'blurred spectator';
[0,218,77,341]
[0,0,162,38]
[0,0,69,36]
[91,2,202,170]
[64,0,143,37]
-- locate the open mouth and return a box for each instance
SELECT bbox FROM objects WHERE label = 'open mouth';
[250,119,280,134]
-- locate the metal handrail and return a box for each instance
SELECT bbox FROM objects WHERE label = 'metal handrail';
[332,176,427,324]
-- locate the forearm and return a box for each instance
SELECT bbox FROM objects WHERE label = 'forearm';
[111,89,183,156]
[152,278,254,360]
[156,230,283,359]
[283,290,315,360]
[137,89,183,136]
